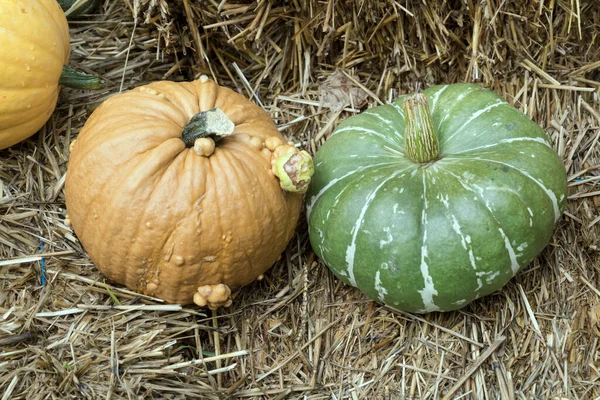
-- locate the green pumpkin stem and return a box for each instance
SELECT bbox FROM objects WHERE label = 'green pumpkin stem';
[59,65,102,90]
[182,108,235,147]
[57,0,101,19]
[403,93,439,163]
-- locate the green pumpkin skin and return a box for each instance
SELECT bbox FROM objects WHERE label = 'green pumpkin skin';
[307,83,567,313]
[57,0,101,18]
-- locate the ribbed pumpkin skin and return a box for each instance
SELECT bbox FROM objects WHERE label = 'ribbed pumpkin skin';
[307,83,567,313]
[65,79,303,305]
[0,0,70,150]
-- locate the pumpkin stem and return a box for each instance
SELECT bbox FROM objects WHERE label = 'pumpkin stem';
[182,108,235,147]
[57,0,101,19]
[59,65,102,90]
[403,93,440,163]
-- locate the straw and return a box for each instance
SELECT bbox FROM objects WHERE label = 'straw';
[0,0,599,398]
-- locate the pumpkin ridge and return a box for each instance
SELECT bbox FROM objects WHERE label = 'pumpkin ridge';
[0,1,70,61]
[442,207,480,288]
[441,166,521,268]
[138,137,188,160]
[333,164,417,285]
[362,108,399,128]
[33,0,70,61]
[361,109,396,126]
[306,161,399,218]
[227,139,302,259]
[99,136,184,176]
[450,137,551,155]
[224,141,283,233]
[315,176,356,237]
[0,87,59,118]
[205,152,256,287]
[119,114,185,142]
[143,206,188,298]
[429,85,479,133]
[78,116,183,157]
[0,89,57,122]
[145,81,203,118]
[424,204,482,308]
[212,86,258,122]
[418,166,509,306]
[440,100,507,147]
[0,27,59,64]
[389,101,405,120]
[416,171,439,312]
[213,150,259,280]
[0,84,58,95]
[439,154,556,287]
[444,156,561,221]
[191,80,218,112]
[464,182,534,229]
[361,108,406,146]
[324,164,407,229]
[125,91,192,129]
[132,149,201,298]
[88,141,187,279]
[449,173,524,301]
[0,94,58,148]
[234,140,293,234]
[170,152,210,298]
[186,150,208,232]
[331,125,401,150]
[427,85,449,113]
[203,154,224,279]
[345,165,415,288]
[0,56,62,85]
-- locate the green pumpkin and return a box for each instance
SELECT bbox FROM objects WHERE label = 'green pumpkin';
[57,0,101,18]
[307,83,567,313]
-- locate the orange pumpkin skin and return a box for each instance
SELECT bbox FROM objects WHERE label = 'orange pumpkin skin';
[0,0,71,150]
[65,78,307,308]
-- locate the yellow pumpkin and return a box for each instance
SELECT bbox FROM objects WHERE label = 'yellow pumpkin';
[0,0,100,150]
[64,77,314,309]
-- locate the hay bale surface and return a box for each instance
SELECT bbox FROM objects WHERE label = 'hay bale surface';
[1,0,599,398]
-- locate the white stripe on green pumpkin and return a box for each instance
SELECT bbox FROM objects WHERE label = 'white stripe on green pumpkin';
[306,83,567,313]
[447,157,561,222]
[345,165,415,288]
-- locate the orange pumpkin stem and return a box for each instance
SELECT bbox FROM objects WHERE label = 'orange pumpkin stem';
[182,108,235,148]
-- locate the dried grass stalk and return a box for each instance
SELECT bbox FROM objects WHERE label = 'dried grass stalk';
[1,0,599,398]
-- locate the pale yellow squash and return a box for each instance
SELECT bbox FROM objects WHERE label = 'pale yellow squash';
[0,0,99,150]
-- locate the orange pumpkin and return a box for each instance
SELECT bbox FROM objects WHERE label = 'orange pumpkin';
[64,77,313,309]
[0,0,100,150]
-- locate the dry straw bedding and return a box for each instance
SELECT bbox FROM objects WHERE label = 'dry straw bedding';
[1,0,600,399]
